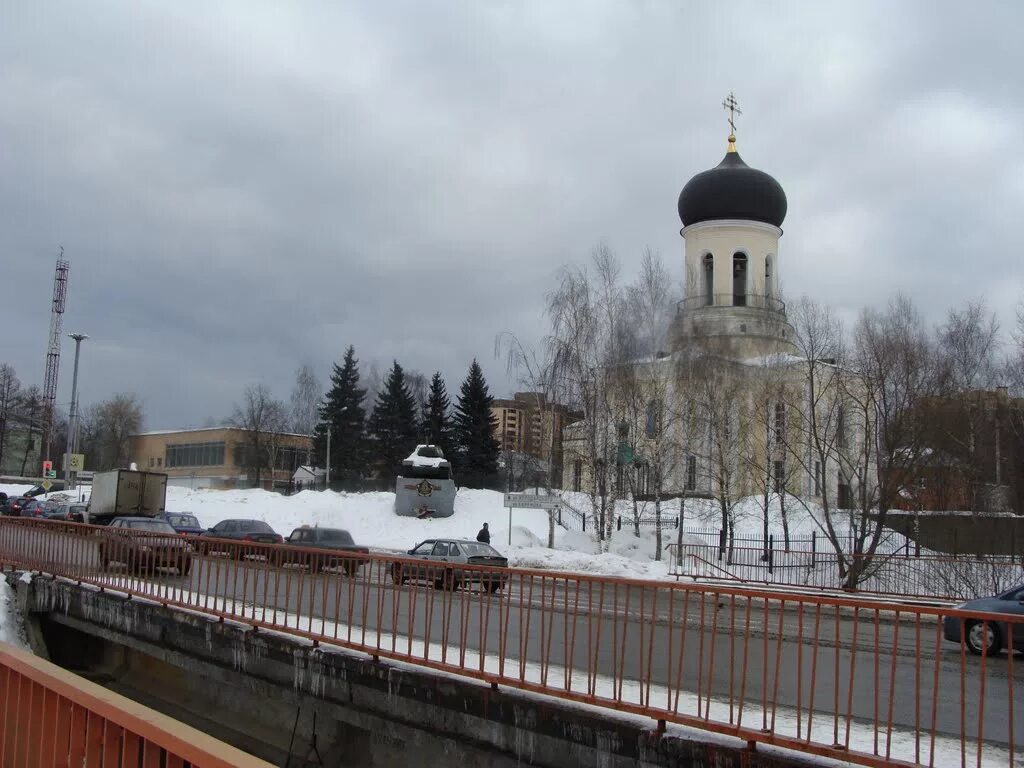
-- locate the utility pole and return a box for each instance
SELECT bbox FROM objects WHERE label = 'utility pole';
[64,333,88,491]
[325,425,331,491]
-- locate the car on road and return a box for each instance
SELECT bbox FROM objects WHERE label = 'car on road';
[44,503,88,522]
[1,496,30,516]
[943,584,1024,656]
[19,499,53,518]
[280,527,370,575]
[198,519,283,555]
[390,538,508,591]
[98,516,192,575]
[160,512,205,535]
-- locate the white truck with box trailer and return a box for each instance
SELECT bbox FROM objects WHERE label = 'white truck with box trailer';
[86,469,168,524]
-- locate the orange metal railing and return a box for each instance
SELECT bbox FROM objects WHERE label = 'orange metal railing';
[0,516,1019,768]
[0,641,273,767]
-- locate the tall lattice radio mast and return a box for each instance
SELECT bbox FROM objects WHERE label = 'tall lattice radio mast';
[41,249,70,464]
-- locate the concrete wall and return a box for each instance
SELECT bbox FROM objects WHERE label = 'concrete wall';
[16,575,820,768]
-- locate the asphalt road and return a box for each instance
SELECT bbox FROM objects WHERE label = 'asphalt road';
[5,525,1022,750]
[160,552,1023,747]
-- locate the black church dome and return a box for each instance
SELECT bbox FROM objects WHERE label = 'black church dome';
[678,146,787,228]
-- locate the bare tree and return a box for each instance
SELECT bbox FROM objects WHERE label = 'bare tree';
[939,299,1001,392]
[231,384,288,488]
[0,364,21,471]
[90,393,144,470]
[930,300,1004,510]
[405,370,430,415]
[17,387,43,476]
[743,359,799,555]
[623,249,681,559]
[544,242,630,551]
[786,295,941,589]
[289,364,322,436]
[693,356,750,560]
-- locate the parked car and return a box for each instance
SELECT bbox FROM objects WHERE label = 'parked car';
[198,519,283,555]
[943,584,1024,655]
[280,527,370,575]
[160,512,205,535]
[390,538,508,591]
[97,517,192,575]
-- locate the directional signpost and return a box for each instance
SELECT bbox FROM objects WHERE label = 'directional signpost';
[503,493,561,546]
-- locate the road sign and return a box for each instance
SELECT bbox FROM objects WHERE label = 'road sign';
[503,493,561,510]
[40,479,52,491]
[68,453,85,471]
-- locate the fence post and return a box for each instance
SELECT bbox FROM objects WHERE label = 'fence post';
[582,515,586,532]
[558,507,562,526]
[810,530,816,568]
[675,516,679,529]
[768,535,774,574]
[617,516,621,532]
[718,527,726,562]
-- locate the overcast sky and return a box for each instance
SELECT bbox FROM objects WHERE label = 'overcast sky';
[2,1,1023,430]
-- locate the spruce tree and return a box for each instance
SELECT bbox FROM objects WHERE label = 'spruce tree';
[368,361,419,479]
[313,346,367,486]
[453,359,500,488]
[420,372,454,459]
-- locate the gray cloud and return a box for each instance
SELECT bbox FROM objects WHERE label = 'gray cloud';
[2,1,1022,428]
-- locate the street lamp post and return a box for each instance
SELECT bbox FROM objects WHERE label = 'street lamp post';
[64,333,88,491]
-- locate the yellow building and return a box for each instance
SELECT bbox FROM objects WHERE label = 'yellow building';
[129,427,312,490]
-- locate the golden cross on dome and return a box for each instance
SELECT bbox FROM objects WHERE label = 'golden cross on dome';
[722,91,741,138]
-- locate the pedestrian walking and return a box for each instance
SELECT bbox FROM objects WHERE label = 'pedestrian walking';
[476,522,490,544]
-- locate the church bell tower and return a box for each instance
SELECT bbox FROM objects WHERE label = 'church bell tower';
[672,94,796,359]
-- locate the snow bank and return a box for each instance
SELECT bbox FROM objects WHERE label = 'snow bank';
[166,486,695,579]
[0,580,31,652]
[0,484,33,498]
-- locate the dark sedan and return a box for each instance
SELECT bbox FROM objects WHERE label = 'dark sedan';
[281,527,370,575]
[98,517,192,575]
[943,584,1024,655]
[1,496,30,516]
[160,512,205,535]
[198,519,283,556]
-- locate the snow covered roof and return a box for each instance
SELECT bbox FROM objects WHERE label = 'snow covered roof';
[134,426,312,439]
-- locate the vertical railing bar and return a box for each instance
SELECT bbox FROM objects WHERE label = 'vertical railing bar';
[769,595,785,733]
[736,594,752,728]
[884,610,900,758]
[807,602,822,743]
[644,586,657,709]
[696,587,707,718]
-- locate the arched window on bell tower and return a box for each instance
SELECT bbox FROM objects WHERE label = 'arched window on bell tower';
[765,255,773,300]
[732,253,747,307]
[703,253,714,307]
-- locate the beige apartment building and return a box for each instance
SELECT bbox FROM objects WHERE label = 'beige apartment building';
[129,427,313,490]
[490,392,580,487]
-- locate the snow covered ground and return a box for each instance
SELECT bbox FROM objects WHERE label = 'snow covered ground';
[163,485,701,579]
[0,481,917,585]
